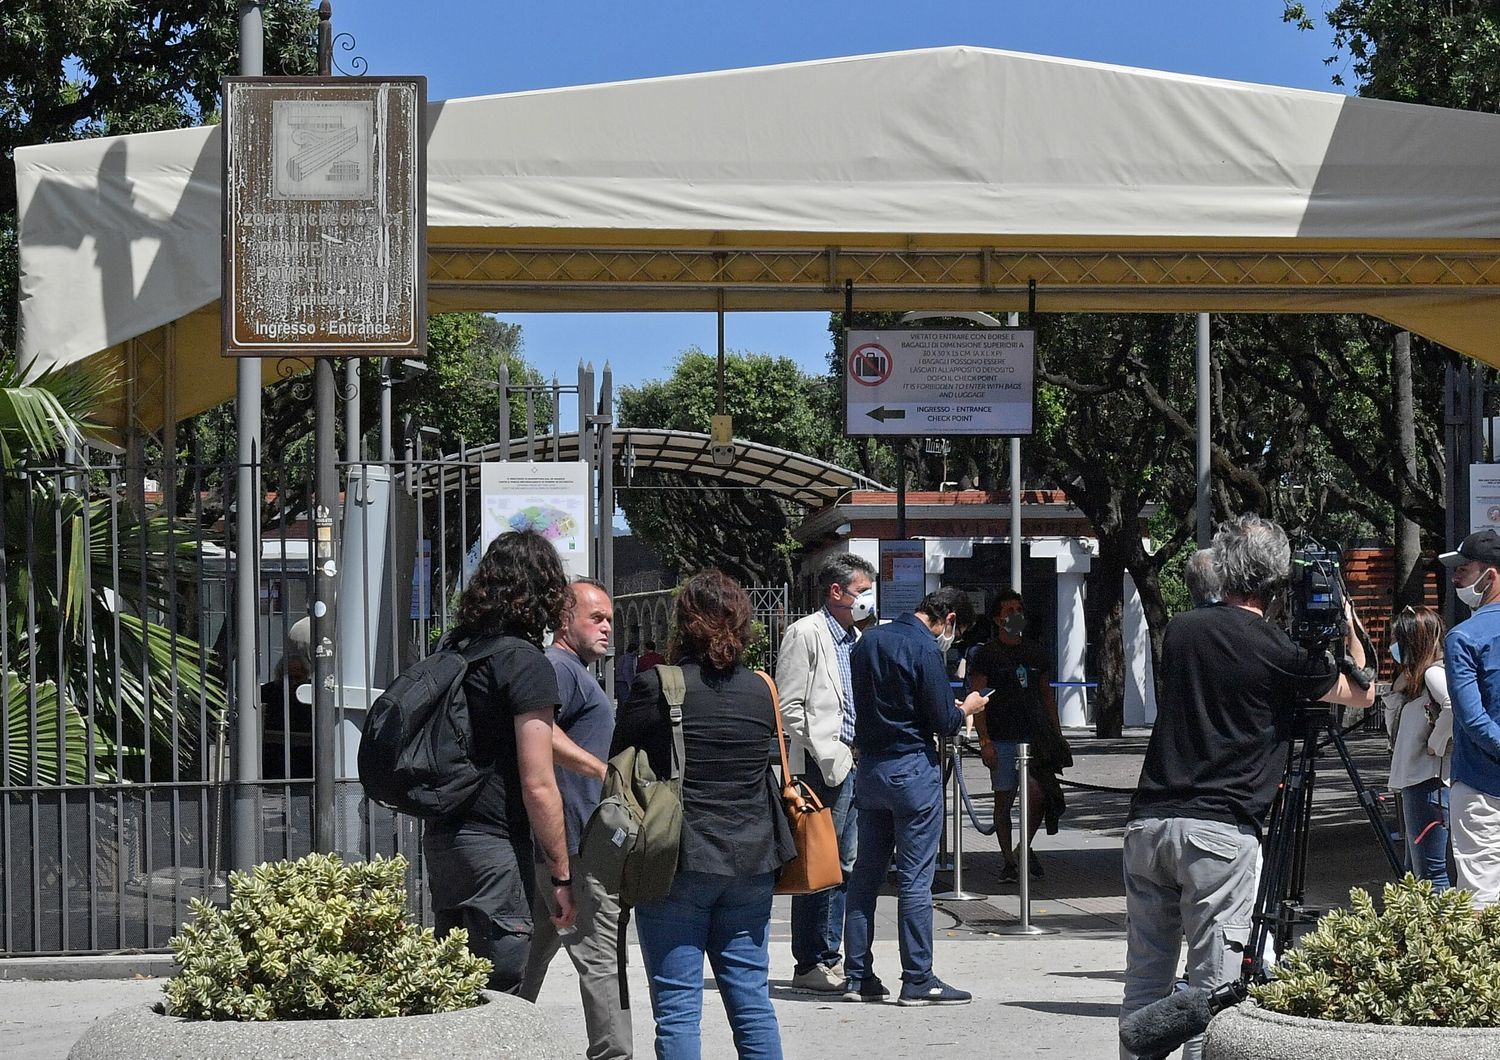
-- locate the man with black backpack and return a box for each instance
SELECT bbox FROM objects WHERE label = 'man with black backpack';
[520,578,631,1059]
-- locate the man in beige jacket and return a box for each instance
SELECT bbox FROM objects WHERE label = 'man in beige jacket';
[776,553,876,992]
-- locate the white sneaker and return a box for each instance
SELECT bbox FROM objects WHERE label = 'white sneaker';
[790,963,845,993]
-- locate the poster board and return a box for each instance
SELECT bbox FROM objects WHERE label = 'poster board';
[479,462,591,581]
[879,539,928,618]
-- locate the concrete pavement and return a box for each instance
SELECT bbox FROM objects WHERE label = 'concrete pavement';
[1,730,1404,1059]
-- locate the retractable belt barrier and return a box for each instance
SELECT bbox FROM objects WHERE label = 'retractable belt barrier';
[938,738,1057,934]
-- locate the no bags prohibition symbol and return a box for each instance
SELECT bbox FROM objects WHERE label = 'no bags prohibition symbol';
[849,342,893,386]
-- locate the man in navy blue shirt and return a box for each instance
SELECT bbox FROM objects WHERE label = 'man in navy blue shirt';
[842,586,989,1006]
[1441,529,1500,908]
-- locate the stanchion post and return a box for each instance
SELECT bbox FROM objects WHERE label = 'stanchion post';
[994,742,1057,935]
[935,735,986,901]
[937,736,954,871]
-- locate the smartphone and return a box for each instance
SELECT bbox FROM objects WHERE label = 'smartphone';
[977,688,995,700]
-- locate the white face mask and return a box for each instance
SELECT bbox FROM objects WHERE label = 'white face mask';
[1458,569,1493,610]
[935,620,956,653]
[851,588,877,623]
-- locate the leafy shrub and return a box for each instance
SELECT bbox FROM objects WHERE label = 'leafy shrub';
[164,853,490,1021]
[1252,875,1500,1026]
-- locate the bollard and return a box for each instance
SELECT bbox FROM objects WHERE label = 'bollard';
[995,742,1057,935]
[937,737,955,872]
[935,735,986,901]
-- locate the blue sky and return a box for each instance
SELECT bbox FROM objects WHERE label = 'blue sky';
[334,0,1349,429]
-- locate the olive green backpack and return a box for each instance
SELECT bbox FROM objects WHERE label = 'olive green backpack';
[579,665,686,905]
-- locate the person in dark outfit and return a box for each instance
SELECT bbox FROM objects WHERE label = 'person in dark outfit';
[969,590,1068,882]
[421,530,576,995]
[611,569,795,1060]
[842,586,989,1007]
[1118,514,1373,1060]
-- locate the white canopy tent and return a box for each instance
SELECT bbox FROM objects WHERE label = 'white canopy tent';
[15,45,1500,431]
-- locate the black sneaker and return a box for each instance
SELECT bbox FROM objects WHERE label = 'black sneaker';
[997,862,1019,884]
[841,976,890,1003]
[1028,853,1045,878]
[897,977,972,1006]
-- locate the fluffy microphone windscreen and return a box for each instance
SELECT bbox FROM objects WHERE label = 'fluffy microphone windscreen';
[1118,987,1215,1057]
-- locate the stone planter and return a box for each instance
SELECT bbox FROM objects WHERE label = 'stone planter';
[67,990,569,1060]
[1204,1000,1500,1060]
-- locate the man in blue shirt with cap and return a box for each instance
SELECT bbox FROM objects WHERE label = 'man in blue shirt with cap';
[842,585,989,1006]
[1441,528,1500,908]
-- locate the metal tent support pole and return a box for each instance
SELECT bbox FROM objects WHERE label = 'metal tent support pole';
[345,359,360,464]
[497,361,510,457]
[935,736,986,901]
[599,363,616,701]
[379,359,394,466]
[310,4,338,855]
[896,446,907,539]
[231,0,265,876]
[994,743,1057,935]
[312,356,339,854]
[1006,312,1022,591]
[1196,313,1212,546]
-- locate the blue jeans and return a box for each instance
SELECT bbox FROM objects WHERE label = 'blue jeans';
[789,765,857,974]
[634,870,782,1060]
[843,749,944,986]
[1403,778,1451,891]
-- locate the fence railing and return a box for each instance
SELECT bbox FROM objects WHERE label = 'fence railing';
[0,447,532,956]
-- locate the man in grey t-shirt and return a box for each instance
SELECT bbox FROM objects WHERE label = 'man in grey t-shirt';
[520,578,629,1060]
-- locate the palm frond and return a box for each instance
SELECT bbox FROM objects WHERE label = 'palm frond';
[0,361,116,470]
[3,673,122,785]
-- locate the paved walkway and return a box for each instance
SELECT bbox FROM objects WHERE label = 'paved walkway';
[1,729,1404,1059]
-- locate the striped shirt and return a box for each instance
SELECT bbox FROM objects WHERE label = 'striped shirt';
[825,608,859,746]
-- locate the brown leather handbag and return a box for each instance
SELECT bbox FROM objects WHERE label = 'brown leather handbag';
[758,671,844,896]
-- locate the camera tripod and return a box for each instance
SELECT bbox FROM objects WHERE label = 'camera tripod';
[1244,703,1404,977]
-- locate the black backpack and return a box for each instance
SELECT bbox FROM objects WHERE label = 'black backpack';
[357,634,506,819]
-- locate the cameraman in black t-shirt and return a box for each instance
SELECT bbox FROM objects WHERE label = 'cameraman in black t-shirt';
[1118,514,1374,1060]
[969,590,1065,883]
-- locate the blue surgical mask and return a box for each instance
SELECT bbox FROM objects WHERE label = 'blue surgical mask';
[1389,641,1402,665]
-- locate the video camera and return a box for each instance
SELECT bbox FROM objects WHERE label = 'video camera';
[1286,545,1346,650]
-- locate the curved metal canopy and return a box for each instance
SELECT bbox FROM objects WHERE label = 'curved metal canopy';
[444,428,887,506]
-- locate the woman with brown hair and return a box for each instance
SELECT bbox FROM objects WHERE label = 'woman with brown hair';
[610,569,794,1060]
[1383,606,1455,889]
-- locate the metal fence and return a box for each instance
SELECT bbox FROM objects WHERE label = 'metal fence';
[614,584,793,673]
[0,440,558,956]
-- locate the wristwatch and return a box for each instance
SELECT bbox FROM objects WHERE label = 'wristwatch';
[551,875,572,888]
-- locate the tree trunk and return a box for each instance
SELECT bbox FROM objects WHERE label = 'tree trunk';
[1086,538,1129,738]
[1392,331,1424,608]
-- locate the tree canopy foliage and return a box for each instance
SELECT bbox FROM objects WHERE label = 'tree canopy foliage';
[1285,0,1500,109]
[0,0,320,354]
[616,349,851,587]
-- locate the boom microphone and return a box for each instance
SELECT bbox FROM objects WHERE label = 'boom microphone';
[1118,981,1247,1058]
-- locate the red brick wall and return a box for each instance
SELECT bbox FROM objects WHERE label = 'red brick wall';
[1342,547,1444,679]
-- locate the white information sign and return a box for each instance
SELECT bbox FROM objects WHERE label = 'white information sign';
[480,462,591,581]
[1471,462,1500,534]
[845,328,1035,436]
[879,539,928,619]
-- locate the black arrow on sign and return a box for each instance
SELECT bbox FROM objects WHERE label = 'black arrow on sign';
[866,406,907,422]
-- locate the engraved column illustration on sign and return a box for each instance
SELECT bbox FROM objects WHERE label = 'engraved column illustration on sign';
[273,100,374,200]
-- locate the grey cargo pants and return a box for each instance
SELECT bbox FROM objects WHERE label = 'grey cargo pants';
[1119,816,1259,1060]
